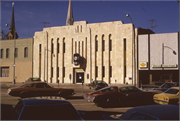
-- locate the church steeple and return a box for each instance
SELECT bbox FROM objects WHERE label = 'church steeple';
[66,0,74,26]
[6,2,19,40]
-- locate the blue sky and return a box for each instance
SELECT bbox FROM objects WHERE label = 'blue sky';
[1,0,179,39]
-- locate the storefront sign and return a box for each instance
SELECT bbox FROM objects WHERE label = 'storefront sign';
[152,64,161,68]
[162,64,177,68]
[139,62,147,68]
[152,64,177,68]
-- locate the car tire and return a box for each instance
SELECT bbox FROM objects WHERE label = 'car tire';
[107,98,120,107]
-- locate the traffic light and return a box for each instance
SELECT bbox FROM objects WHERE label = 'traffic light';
[74,53,80,66]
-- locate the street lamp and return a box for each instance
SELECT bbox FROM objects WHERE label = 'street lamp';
[5,22,16,86]
[126,14,136,86]
[162,43,176,69]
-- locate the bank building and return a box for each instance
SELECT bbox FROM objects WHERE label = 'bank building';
[33,0,138,85]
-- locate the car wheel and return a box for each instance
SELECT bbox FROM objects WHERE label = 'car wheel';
[107,98,120,107]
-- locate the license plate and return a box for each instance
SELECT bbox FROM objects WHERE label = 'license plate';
[159,101,163,104]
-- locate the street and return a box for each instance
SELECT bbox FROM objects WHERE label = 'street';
[1,83,150,120]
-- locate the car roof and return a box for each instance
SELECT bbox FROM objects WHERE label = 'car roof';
[119,105,179,120]
[170,87,179,89]
[21,99,70,106]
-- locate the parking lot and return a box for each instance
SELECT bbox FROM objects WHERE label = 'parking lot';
[1,82,152,120]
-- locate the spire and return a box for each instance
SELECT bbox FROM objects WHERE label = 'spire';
[66,0,74,26]
[6,2,19,40]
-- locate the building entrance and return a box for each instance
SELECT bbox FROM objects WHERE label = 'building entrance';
[76,72,84,83]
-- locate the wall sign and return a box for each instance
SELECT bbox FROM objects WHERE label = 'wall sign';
[152,65,161,68]
[162,64,177,68]
[152,64,177,68]
[139,62,147,68]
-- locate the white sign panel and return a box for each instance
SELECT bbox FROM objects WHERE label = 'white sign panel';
[139,62,147,68]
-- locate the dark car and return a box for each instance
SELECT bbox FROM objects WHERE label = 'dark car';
[103,105,179,120]
[86,80,108,90]
[84,85,156,107]
[25,77,41,83]
[7,82,75,99]
[12,98,83,120]
[144,82,179,93]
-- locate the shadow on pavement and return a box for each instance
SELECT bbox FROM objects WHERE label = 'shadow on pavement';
[66,96,84,100]
[78,110,123,120]
[99,101,157,108]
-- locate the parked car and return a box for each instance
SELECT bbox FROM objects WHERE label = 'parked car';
[25,77,41,83]
[1,104,15,120]
[143,82,179,93]
[7,82,75,99]
[153,87,179,105]
[84,85,156,107]
[103,105,179,120]
[86,80,108,90]
[12,98,83,120]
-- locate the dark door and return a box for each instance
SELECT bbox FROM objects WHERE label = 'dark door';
[76,72,84,83]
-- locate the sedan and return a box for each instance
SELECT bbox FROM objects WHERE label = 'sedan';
[84,85,156,107]
[86,80,108,90]
[7,82,75,99]
[13,98,83,120]
[153,87,179,105]
[103,105,179,120]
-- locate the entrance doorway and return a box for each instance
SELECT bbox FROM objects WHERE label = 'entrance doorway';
[76,72,84,83]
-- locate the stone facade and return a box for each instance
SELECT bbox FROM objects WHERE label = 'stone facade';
[0,38,33,83]
[33,20,137,84]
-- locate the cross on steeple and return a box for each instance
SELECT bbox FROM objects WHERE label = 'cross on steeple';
[66,0,74,26]
[6,2,19,40]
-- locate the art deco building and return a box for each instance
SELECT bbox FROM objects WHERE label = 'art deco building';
[33,0,138,84]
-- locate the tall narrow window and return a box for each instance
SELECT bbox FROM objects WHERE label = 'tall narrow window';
[75,42,77,53]
[96,66,98,77]
[0,49,3,58]
[6,48,9,58]
[15,48,18,57]
[109,34,112,51]
[124,66,126,78]
[57,67,59,77]
[64,43,66,53]
[110,66,112,77]
[110,39,112,51]
[103,66,105,77]
[57,38,59,53]
[63,67,65,77]
[51,43,54,54]
[51,67,53,77]
[96,40,98,52]
[103,40,105,51]
[124,38,126,50]
[24,47,28,57]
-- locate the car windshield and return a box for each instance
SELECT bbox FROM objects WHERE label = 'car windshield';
[19,104,81,120]
[160,83,174,89]
[19,83,29,87]
[100,87,114,92]
[32,78,41,81]
[97,81,106,84]
[164,88,179,94]
[119,86,141,93]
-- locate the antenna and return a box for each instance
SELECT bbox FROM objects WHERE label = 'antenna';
[39,22,50,27]
[147,19,158,30]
